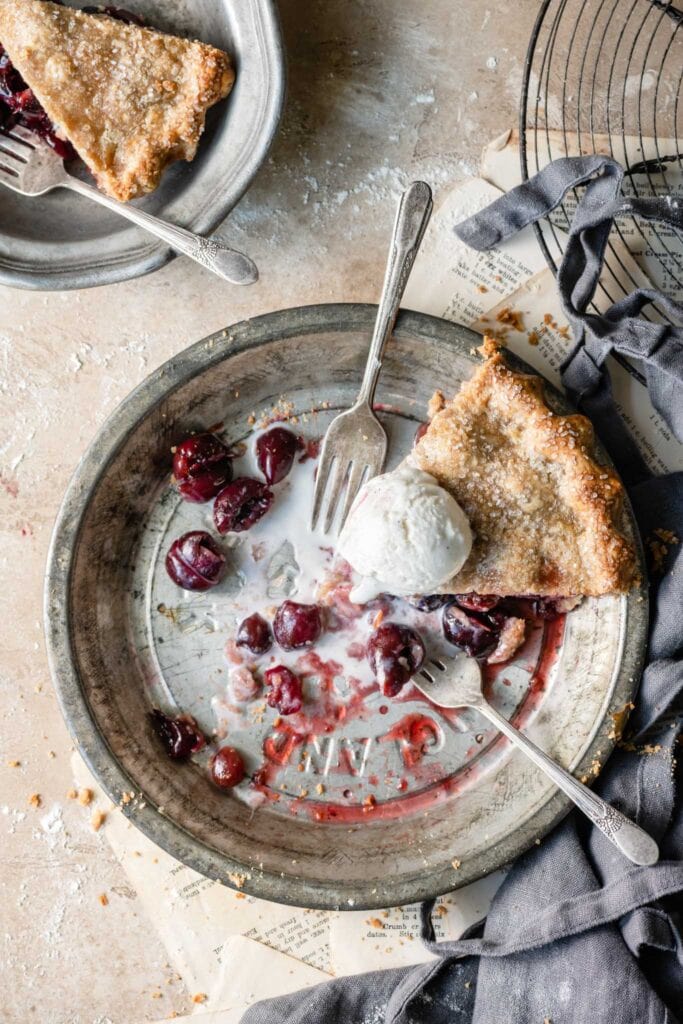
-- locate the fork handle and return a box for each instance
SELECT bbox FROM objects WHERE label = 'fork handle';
[357,181,433,407]
[62,175,258,285]
[477,700,659,866]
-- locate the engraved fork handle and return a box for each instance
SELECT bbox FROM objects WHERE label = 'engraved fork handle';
[476,699,659,866]
[63,174,258,285]
[357,180,433,407]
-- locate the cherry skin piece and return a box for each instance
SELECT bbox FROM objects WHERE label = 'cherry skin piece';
[265,665,304,715]
[454,593,500,613]
[214,478,274,533]
[442,602,498,659]
[273,600,322,650]
[532,596,581,620]
[210,746,246,788]
[413,422,429,446]
[149,709,205,760]
[367,622,426,697]
[165,531,226,591]
[172,432,233,503]
[256,427,303,485]
[236,613,272,655]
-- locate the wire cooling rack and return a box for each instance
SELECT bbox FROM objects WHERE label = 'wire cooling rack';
[520,0,683,318]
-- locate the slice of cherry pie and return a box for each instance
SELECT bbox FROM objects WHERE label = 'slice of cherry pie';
[412,337,637,599]
[0,0,234,200]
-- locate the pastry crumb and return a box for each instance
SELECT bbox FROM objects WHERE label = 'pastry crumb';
[78,787,93,806]
[495,306,525,331]
[28,792,41,809]
[227,871,250,889]
[451,858,461,870]
[193,993,207,1004]
[91,809,106,831]
[98,892,108,906]
[7,759,20,767]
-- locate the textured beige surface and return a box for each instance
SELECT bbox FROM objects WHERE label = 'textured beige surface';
[0,1,535,1020]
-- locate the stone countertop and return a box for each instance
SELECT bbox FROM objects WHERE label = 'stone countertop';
[0,2,537,1020]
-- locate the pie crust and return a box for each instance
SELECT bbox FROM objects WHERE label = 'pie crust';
[412,339,637,597]
[0,0,234,200]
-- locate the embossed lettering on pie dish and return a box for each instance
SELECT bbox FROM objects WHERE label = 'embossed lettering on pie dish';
[0,0,234,200]
[412,338,637,598]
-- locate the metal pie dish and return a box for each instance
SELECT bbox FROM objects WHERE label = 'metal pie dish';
[0,0,285,290]
[45,304,648,910]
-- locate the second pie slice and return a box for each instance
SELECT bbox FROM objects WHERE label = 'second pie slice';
[0,0,234,201]
[411,339,637,598]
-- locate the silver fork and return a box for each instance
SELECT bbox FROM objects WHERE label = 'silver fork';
[310,180,433,532]
[414,651,659,866]
[0,126,258,285]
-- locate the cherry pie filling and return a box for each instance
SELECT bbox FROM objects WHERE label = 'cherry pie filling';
[152,421,577,809]
[0,5,143,159]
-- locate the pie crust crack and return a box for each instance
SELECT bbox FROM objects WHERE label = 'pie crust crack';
[412,338,637,597]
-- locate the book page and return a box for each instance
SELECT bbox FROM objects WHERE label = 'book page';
[329,871,504,975]
[403,174,683,473]
[481,127,683,309]
[72,755,334,997]
[133,937,328,1022]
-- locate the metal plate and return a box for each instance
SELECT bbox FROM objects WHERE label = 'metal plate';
[0,0,285,290]
[44,304,648,910]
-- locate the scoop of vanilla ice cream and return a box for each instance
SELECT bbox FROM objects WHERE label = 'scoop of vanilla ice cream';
[336,463,472,603]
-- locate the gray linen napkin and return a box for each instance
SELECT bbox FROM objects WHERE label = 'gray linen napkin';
[242,157,683,1024]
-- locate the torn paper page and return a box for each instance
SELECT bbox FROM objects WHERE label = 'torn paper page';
[136,936,328,1023]
[329,871,504,975]
[482,127,683,308]
[403,175,683,473]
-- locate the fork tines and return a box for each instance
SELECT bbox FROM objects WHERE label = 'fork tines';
[0,125,34,177]
[310,447,371,534]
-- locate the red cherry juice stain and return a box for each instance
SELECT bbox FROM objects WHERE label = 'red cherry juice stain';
[298,437,321,462]
[379,713,443,769]
[0,474,18,498]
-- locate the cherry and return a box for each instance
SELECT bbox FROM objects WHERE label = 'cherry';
[367,622,425,697]
[210,746,246,788]
[265,665,304,715]
[273,600,322,650]
[454,593,500,613]
[256,427,303,485]
[214,478,273,533]
[236,613,272,655]
[442,602,498,659]
[149,709,205,760]
[165,531,226,591]
[172,432,233,503]
[0,47,77,160]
